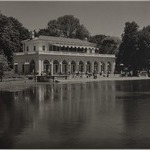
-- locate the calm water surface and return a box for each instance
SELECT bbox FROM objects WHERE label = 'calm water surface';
[1,80,150,148]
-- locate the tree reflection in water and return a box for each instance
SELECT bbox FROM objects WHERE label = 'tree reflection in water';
[0,80,150,148]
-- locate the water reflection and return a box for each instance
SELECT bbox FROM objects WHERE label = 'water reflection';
[0,80,150,148]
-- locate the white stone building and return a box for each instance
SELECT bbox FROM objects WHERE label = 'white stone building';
[13,35,116,75]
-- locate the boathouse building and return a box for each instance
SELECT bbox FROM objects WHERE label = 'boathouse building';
[13,35,116,75]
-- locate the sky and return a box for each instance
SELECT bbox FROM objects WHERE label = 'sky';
[0,1,150,38]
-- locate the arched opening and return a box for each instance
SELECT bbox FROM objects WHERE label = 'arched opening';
[107,62,111,73]
[79,61,84,73]
[62,60,68,74]
[71,61,76,74]
[87,61,91,73]
[53,60,59,75]
[101,61,105,73]
[43,60,50,73]
[30,60,35,74]
[94,61,98,73]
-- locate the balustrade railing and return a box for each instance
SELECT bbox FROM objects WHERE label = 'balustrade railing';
[14,50,115,58]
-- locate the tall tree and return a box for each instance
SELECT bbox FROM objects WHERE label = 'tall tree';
[57,15,80,38]
[76,24,90,40]
[0,13,30,65]
[38,15,90,40]
[117,21,139,75]
[136,26,150,70]
[47,19,60,36]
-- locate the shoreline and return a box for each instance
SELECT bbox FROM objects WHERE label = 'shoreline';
[0,76,149,91]
[57,76,150,84]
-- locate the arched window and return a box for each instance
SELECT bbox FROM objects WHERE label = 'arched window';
[71,61,76,73]
[43,60,50,72]
[101,61,105,73]
[30,60,35,73]
[79,61,84,73]
[53,60,59,74]
[87,61,91,73]
[62,60,68,74]
[94,61,98,73]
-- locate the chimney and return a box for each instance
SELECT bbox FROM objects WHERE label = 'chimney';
[32,31,35,39]
[30,31,35,39]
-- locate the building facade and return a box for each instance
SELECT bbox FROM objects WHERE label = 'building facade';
[13,35,116,75]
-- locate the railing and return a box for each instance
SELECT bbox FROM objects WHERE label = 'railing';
[14,51,115,58]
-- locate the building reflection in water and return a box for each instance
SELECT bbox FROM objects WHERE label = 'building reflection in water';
[1,81,118,148]
[2,80,150,148]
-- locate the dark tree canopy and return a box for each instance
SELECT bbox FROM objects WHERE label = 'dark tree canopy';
[89,34,121,54]
[57,15,80,38]
[100,36,121,54]
[0,52,9,71]
[89,34,106,47]
[117,22,139,69]
[117,21,150,75]
[47,19,60,36]
[38,15,90,40]
[38,29,50,36]
[0,13,30,64]
[76,24,90,40]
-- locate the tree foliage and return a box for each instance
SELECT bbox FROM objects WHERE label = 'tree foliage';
[117,21,150,75]
[38,29,50,36]
[38,15,90,40]
[89,34,106,47]
[0,52,9,71]
[76,24,90,40]
[47,19,60,36]
[0,13,30,65]
[89,34,121,54]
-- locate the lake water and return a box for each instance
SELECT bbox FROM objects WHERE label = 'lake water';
[1,80,150,148]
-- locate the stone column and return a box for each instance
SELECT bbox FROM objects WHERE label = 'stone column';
[50,61,53,76]
[76,61,79,72]
[68,62,71,73]
[36,60,42,75]
[84,62,87,73]
[91,62,94,74]
[59,61,62,74]
[105,62,108,74]
[99,62,101,74]
[41,60,43,73]
[111,61,115,74]
[48,62,50,72]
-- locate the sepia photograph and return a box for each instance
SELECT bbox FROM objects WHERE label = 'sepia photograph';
[1,0,150,149]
